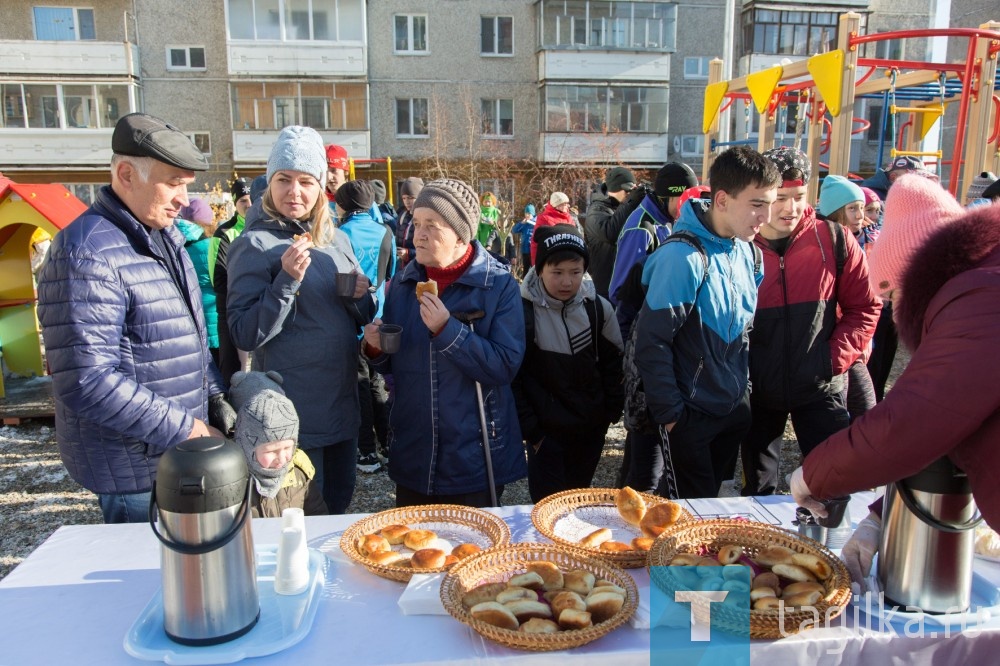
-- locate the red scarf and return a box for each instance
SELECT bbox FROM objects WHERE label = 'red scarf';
[425,244,474,293]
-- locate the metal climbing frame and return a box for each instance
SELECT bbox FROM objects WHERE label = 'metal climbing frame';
[701,13,1000,203]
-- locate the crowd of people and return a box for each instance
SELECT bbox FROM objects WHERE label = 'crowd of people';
[35,112,1000,587]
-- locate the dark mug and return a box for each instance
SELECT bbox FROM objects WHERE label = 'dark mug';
[336,272,358,297]
[379,324,403,354]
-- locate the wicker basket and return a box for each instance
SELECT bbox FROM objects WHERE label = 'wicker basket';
[340,504,511,582]
[439,543,638,651]
[647,519,852,639]
[531,488,694,568]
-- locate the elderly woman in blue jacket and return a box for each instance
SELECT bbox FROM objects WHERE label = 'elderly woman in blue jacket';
[362,178,527,508]
[227,126,375,514]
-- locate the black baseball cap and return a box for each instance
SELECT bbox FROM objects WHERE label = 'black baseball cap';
[112,113,209,171]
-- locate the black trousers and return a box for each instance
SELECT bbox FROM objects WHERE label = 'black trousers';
[624,429,665,494]
[357,354,389,457]
[526,429,608,503]
[740,391,850,496]
[395,484,505,509]
[217,312,241,386]
[657,393,752,500]
[867,301,899,402]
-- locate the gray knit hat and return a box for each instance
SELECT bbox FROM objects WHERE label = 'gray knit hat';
[234,389,299,453]
[966,171,998,202]
[412,178,480,243]
[266,125,327,185]
[400,177,424,198]
[229,370,286,411]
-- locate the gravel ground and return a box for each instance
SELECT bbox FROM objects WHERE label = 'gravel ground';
[0,350,908,581]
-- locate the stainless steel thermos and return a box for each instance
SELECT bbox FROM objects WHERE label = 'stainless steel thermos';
[150,437,259,645]
[879,457,982,613]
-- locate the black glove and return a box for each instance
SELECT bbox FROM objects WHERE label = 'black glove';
[208,393,238,437]
[624,184,650,210]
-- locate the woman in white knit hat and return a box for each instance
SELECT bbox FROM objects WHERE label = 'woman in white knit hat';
[227,125,376,514]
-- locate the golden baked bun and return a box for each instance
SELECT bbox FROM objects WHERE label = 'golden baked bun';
[370,550,407,566]
[580,527,613,549]
[615,486,647,526]
[415,279,438,300]
[631,537,654,551]
[590,582,626,597]
[771,563,818,583]
[526,561,564,590]
[518,618,560,634]
[754,545,796,567]
[669,553,701,566]
[750,587,777,601]
[403,529,438,550]
[754,597,782,610]
[462,582,507,608]
[791,552,833,580]
[410,548,447,569]
[717,544,743,564]
[752,572,781,591]
[781,581,824,597]
[443,554,459,567]
[470,601,519,630]
[640,501,684,538]
[360,534,391,556]
[782,590,822,608]
[550,590,586,616]
[496,586,537,604]
[557,608,593,630]
[380,524,411,545]
[563,569,596,596]
[504,599,553,622]
[451,543,482,560]
[599,541,633,553]
[507,571,545,590]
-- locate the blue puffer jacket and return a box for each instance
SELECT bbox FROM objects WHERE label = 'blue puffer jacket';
[634,200,763,425]
[37,186,224,495]
[175,219,219,349]
[369,244,528,495]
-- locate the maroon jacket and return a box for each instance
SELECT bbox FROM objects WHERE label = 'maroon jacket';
[750,209,881,410]
[804,205,1000,529]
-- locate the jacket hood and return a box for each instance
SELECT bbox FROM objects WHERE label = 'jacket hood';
[896,204,1000,350]
[520,266,596,309]
[174,218,205,243]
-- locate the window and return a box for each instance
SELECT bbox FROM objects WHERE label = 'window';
[33,6,95,40]
[227,0,362,41]
[873,33,904,61]
[396,98,429,136]
[184,132,211,155]
[684,57,711,79]
[680,135,704,157]
[231,81,367,130]
[481,99,514,137]
[0,82,129,129]
[166,46,207,71]
[481,16,513,55]
[867,104,884,143]
[742,8,836,56]
[545,85,668,133]
[540,1,677,51]
[394,14,428,53]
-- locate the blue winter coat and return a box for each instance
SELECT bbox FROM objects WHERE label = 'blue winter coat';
[37,186,224,494]
[369,243,528,495]
[175,219,219,348]
[227,203,376,449]
[339,209,396,320]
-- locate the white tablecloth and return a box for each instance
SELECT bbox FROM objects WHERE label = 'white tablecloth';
[2,493,999,665]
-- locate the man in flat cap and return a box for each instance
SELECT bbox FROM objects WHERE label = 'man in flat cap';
[37,113,235,523]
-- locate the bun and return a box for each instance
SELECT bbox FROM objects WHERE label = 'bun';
[452,543,482,560]
[752,572,781,590]
[791,553,833,580]
[781,581,825,597]
[519,618,560,634]
[717,544,743,564]
[631,537,654,552]
[507,571,545,590]
[586,591,625,623]
[415,279,438,300]
[599,541,633,553]
[755,546,796,567]
[754,597,783,610]
[615,486,647,526]
[580,527,613,549]
[403,529,438,550]
[640,501,684,538]
[443,554,459,567]
[496,586,537,604]
[550,591,586,615]
[669,553,702,566]
[470,601,519,630]
[750,587,777,601]
[504,599,553,622]
[370,550,407,566]
[564,569,596,596]
[771,563,818,583]
[410,548,447,569]
[557,608,593,630]
[782,590,822,608]
[292,232,313,243]
[462,582,506,608]
[590,582,626,597]
[526,561,564,590]
[380,524,411,545]
[360,534,391,556]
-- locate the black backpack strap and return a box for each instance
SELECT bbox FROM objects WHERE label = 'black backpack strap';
[825,219,847,299]
[583,296,606,361]
[522,297,535,348]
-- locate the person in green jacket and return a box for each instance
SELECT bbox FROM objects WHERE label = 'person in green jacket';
[211,178,252,384]
[176,198,219,362]
[476,191,501,246]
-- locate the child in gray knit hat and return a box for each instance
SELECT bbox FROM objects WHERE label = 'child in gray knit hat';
[230,371,328,517]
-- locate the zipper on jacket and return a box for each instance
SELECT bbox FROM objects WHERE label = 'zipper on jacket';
[689,358,705,399]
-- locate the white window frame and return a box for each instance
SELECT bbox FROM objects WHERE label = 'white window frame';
[166,45,207,72]
[481,98,514,138]
[684,56,710,80]
[394,14,429,54]
[395,98,429,138]
[481,16,513,56]
[679,134,704,157]
[32,6,96,41]
[186,131,211,156]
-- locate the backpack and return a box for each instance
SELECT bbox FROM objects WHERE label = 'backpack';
[522,295,605,360]
[621,231,762,434]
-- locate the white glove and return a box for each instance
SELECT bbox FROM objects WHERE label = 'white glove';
[789,467,827,518]
[842,511,882,592]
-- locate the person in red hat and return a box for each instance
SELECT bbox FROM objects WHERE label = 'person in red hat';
[325,143,350,203]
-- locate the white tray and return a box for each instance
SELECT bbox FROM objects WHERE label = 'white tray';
[124,547,326,664]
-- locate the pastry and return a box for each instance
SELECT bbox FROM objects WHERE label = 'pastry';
[717,544,743,565]
[781,581,825,597]
[360,534,391,556]
[452,543,482,560]
[415,279,438,300]
[403,529,438,550]
[550,590,586,615]
[615,486,647,526]
[292,232,312,243]
[443,554,459,567]
[750,587,776,601]
[462,582,507,608]
[586,590,625,622]
[526,561,564,590]
[580,527,613,549]
[752,572,781,591]
[410,548,447,568]
[771,563,818,583]
[754,597,782,610]
[370,550,407,566]
[519,618,560,634]
[563,569,596,596]
[558,608,593,630]
[589,583,626,597]
[640,501,684,538]
[631,537,654,551]
[754,546,796,567]
[496,586,537,604]
[380,524,411,545]
[782,590,822,607]
[599,541,633,553]
[669,553,702,566]
[791,553,833,580]
[470,601,519,630]
[508,571,545,590]
[504,599,553,622]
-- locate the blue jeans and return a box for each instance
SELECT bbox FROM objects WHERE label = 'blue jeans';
[305,438,358,514]
[97,491,152,524]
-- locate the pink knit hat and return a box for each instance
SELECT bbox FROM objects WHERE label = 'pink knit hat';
[868,174,965,294]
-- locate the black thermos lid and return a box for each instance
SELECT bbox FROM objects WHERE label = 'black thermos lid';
[155,437,249,513]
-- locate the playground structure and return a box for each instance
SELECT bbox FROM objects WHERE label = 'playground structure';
[348,156,395,207]
[0,175,84,398]
[701,13,1000,203]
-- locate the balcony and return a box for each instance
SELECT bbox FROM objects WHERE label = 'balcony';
[540,132,668,165]
[539,50,671,82]
[228,42,366,77]
[232,130,370,166]
[0,130,113,168]
[0,41,138,77]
